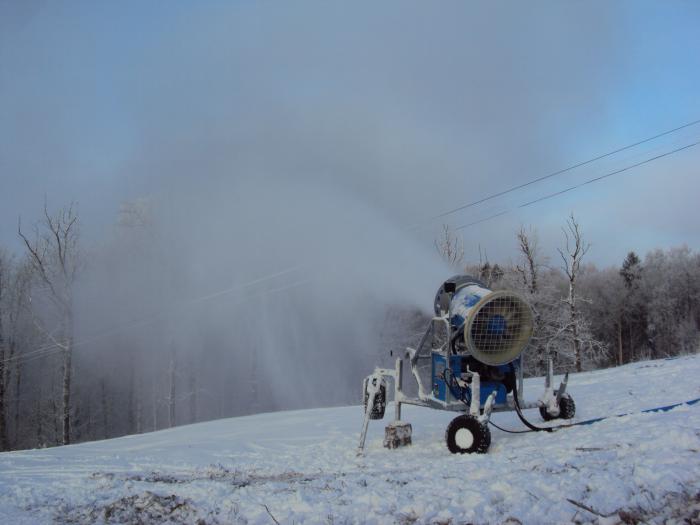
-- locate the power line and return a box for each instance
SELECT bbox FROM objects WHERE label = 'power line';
[6,122,700,366]
[432,118,700,221]
[1,269,311,367]
[456,139,700,231]
[7,346,65,366]
[1,342,61,363]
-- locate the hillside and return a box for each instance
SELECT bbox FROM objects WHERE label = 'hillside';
[1,355,699,524]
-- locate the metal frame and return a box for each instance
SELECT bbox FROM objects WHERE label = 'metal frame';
[358,312,568,453]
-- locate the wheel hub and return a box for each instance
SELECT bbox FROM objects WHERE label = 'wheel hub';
[454,427,474,449]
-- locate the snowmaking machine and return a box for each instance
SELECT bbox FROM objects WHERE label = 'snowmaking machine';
[359,275,576,454]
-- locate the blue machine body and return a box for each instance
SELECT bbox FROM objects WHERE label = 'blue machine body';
[431,352,512,406]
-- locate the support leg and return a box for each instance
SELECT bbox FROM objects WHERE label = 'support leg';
[358,376,380,454]
[470,372,481,417]
[384,358,412,449]
[556,372,569,404]
[540,358,559,416]
[395,358,403,421]
[480,390,497,424]
[517,358,525,406]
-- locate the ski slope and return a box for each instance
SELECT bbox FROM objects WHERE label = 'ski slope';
[1,355,699,524]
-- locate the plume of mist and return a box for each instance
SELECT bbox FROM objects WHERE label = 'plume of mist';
[75,173,450,413]
[9,0,698,419]
[64,1,629,414]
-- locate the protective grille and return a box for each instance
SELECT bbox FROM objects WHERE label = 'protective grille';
[466,293,534,366]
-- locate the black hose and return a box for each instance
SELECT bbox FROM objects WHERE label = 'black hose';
[509,363,554,433]
[445,365,535,434]
[446,361,567,434]
[473,364,700,435]
[443,367,470,404]
[487,419,533,434]
[450,324,465,354]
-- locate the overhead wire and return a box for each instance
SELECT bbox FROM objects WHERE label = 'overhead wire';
[2,342,63,363]
[1,266,309,366]
[455,139,700,231]
[5,121,700,366]
[431,117,700,221]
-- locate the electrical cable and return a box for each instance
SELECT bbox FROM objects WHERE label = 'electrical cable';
[1,270,310,367]
[443,367,471,405]
[446,366,538,434]
[494,365,700,434]
[7,347,65,366]
[517,140,700,209]
[488,397,700,434]
[487,419,533,434]
[456,139,700,231]
[1,342,63,363]
[555,395,700,429]
[432,117,700,221]
[7,125,700,367]
[509,363,554,432]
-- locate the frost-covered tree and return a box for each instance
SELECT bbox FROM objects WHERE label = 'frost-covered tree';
[620,252,642,289]
[434,224,464,270]
[642,247,700,358]
[18,203,82,445]
[504,227,561,374]
[0,250,10,450]
[556,215,607,372]
[580,267,626,366]
[616,251,648,363]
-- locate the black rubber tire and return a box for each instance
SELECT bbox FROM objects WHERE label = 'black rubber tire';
[539,404,556,421]
[445,415,491,454]
[559,395,576,419]
[539,394,576,421]
[363,380,386,420]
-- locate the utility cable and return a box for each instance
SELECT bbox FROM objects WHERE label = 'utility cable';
[432,118,700,221]
[487,419,533,434]
[7,125,700,365]
[1,342,64,363]
[1,268,309,366]
[456,139,700,231]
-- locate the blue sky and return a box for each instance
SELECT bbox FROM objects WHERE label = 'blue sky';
[1,0,699,267]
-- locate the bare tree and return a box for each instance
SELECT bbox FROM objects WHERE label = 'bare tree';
[516,227,540,294]
[6,260,34,447]
[434,224,464,270]
[0,250,10,450]
[511,227,552,372]
[167,347,177,428]
[100,379,110,439]
[249,347,260,415]
[557,214,602,372]
[18,202,81,445]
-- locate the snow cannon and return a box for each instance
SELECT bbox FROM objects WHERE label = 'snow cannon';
[434,275,534,366]
[359,275,576,455]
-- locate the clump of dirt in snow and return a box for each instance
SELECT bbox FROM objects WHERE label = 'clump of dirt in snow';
[58,491,213,525]
[617,489,700,525]
[92,464,316,488]
[574,489,700,525]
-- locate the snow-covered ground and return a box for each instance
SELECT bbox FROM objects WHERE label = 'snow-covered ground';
[1,355,699,524]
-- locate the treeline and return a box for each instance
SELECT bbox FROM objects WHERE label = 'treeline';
[0,200,392,452]
[0,204,698,453]
[454,219,700,375]
[0,201,245,452]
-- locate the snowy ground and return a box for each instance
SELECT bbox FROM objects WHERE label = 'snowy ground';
[1,355,699,525]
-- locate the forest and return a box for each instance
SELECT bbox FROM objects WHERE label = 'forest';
[0,202,698,452]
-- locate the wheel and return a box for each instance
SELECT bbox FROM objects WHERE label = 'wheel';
[539,394,576,421]
[559,395,576,419]
[539,405,556,421]
[363,378,386,420]
[445,415,491,454]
